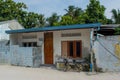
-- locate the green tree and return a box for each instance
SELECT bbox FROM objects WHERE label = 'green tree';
[65,5,83,19]
[86,0,107,24]
[46,13,60,26]
[60,15,74,25]
[38,14,46,27]
[65,5,75,17]
[106,19,113,24]
[56,5,85,26]
[111,9,120,24]
[0,0,27,21]
[23,12,46,28]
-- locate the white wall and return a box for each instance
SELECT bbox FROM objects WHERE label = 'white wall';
[0,49,10,64]
[0,41,10,62]
[36,32,44,64]
[10,45,33,66]
[94,36,120,71]
[0,24,10,64]
[0,20,23,64]
[53,29,91,63]
[14,32,44,64]
[0,24,10,40]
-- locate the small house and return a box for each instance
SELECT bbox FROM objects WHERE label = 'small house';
[6,23,101,67]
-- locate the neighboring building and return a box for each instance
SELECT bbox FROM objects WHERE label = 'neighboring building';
[97,24,120,35]
[6,23,101,67]
[0,20,24,41]
[0,20,24,64]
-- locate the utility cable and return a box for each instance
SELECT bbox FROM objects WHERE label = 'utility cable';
[97,39,120,60]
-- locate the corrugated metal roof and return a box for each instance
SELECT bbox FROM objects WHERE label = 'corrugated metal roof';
[6,23,101,34]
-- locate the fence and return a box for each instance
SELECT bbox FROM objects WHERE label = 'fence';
[10,45,42,67]
[0,40,10,64]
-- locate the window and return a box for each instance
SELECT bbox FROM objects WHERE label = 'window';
[23,43,27,47]
[22,42,37,47]
[28,42,31,47]
[61,41,82,58]
[33,42,37,47]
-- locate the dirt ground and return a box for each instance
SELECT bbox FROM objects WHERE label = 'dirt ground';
[0,65,120,80]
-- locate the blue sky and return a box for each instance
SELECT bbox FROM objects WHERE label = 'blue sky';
[14,0,120,19]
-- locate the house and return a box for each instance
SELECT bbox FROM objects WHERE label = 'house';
[6,23,101,67]
[0,20,24,64]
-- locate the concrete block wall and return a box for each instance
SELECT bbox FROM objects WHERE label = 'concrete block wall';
[0,41,10,64]
[93,36,120,71]
[10,45,42,67]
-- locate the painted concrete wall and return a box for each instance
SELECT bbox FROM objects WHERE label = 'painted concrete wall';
[10,45,42,67]
[93,36,120,71]
[53,29,91,63]
[10,29,91,64]
[0,20,23,41]
[0,20,24,64]
[0,40,10,64]
[0,24,10,64]
[0,24,10,40]
[10,45,33,66]
[36,32,44,64]
[10,32,44,64]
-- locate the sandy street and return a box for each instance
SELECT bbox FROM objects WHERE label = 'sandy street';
[0,65,119,80]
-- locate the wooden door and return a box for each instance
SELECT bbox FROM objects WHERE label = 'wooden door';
[44,32,53,64]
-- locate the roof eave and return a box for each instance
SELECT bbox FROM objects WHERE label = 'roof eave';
[6,23,101,34]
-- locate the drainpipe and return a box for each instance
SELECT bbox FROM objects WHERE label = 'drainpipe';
[90,28,94,72]
[90,25,101,72]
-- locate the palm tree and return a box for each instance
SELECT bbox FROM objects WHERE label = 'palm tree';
[74,7,83,18]
[65,5,75,17]
[47,13,60,26]
[65,5,83,18]
[38,14,46,27]
[111,9,120,24]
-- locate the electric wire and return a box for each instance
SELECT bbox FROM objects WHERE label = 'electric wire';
[97,39,120,60]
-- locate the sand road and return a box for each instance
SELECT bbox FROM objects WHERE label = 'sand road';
[0,65,119,80]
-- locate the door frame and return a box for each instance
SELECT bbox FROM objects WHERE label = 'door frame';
[44,32,53,64]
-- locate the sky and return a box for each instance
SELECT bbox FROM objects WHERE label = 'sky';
[13,0,120,19]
